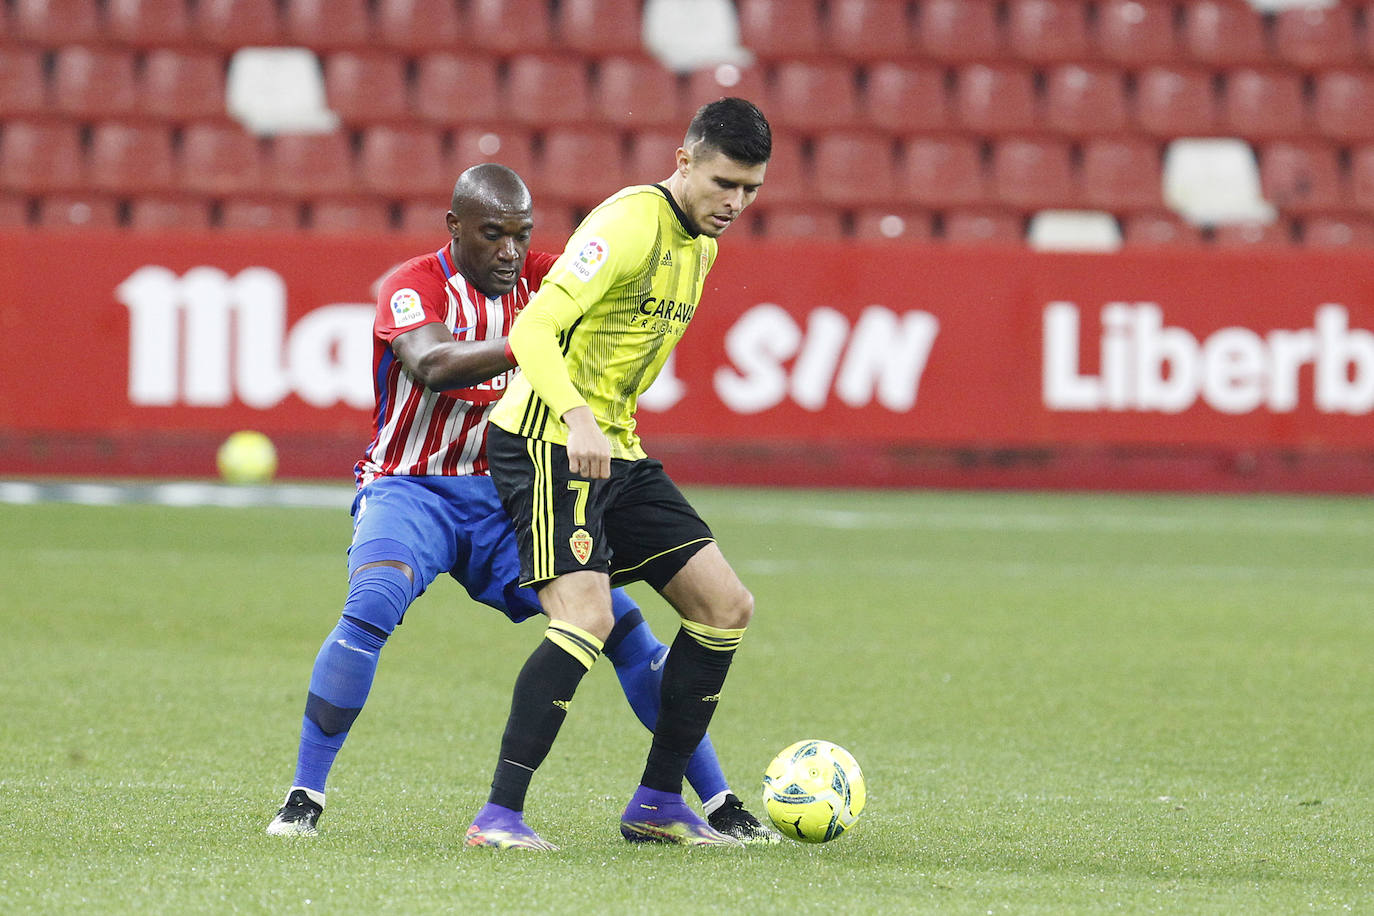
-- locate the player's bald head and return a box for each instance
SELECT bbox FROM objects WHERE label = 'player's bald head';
[450,163,531,221]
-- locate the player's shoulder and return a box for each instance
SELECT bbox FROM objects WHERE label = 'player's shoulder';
[380,249,446,296]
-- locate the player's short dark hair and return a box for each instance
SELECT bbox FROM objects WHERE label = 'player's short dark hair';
[685,97,772,166]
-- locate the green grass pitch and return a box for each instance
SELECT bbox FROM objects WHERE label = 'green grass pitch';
[1,486,1370,914]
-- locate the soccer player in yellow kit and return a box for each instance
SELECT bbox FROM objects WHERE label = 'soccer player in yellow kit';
[466,98,772,849]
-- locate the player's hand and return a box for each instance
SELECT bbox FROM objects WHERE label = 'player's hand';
[563,406,611,479]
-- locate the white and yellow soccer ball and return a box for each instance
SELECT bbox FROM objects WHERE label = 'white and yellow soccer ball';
[762,739,866,843]
[216,430,278,484]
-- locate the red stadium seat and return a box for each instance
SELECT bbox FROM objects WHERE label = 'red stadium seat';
[88,123,177,194]
[177,124,265,195]
[1273,4,1357,69]
[325,51,410,125]
[192,0,283,48]
[1179,1,1267,67]
[0,194,31,228]
[531,128,627,208]
[915,0,1001,62]
[283,0,371,50]
[736,0,824,60]
[0,121,84,193]
[1094,0,1178,65]
[36,193,120,230]
[685,64,769,113]
[466,0,555,54]
[1352,145,1374,213]
[556,0,642,56]
[990,137,1077,211]
[752,131,806,204]
[505,54,593,125]
[451,125,536,179]
[897,136,986,207]
[863,62,949,134]
[812,133,897,205]
[0,47,47,118]
[106,0,193,47]
[1120,212,1204,247]
[1134,66,1219,138]
[221,198,304,231]
[592,55,683,129]
[826,0,914,61]
[266,133,356,197]
[1004,0,1091,64]
[1221,69,1306,141]
[128,197,213,231]
[1313,71,1374,143]
[953,64,1038,135]
[51,47,140,120]
[1303,215,1374,249]
[1258,142,1344,216]
[756,204,845,239]
[139,50,228,123]
[530,204,579,249]
[358,126,448,197]
[1212,220,1294,248]
[624,129,684,184]
[1080,138,1164,211]
[308,197,391,234]
[413,52,502,126]
[853,208,935,242]
[943,208,1023,245]
[373,0,463,53]
[13,0,102,44]
[770,60,861,130]
[1043,65,1129,137]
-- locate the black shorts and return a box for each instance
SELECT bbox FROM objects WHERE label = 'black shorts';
[487,426,714,591]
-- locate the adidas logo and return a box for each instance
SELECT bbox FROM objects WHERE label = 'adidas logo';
[660,251,673,266]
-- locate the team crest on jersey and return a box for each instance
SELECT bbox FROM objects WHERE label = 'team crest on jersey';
[700,250,709,274]
[569,237,609,282]
[389,288,426,327]
[569,528,594,564]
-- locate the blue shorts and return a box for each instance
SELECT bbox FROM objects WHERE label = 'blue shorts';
[348,475,543,624]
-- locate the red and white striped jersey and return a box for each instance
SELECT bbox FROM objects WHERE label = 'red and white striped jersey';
[355,245,556,487]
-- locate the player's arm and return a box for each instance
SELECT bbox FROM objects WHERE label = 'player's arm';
[391,322,514,392]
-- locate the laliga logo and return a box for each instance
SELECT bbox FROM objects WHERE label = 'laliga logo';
[117,266,374,410]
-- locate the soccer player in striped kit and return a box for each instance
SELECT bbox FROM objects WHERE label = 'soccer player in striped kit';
[266,163,775,844]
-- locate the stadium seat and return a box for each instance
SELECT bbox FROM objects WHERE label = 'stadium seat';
[751,131,806,204]
[139,50,229,123]
[1302,215,1374,249]
[221,198,304,231]
[592,56,683,129]
[685,64,769,113]
[1027,209,1123,251]
[556,0,643,56]
[1133,66,1219,138]
[1043,65,1129,137]
[1179,0,1267,66]
[862,62,949,134]
[307,197,392,234]
[451,125,536,179]
[1211,219,1293,248]
[87,123,177,194]
[0,194,31,228]
[192,0,283,47]
[105,0,193,47]
[770,60,861,131]
[942,208,1023,245]
[1162,137,1274,225]
[1273,4,1358,69]
[953,64,1038,135]
[1257,142,1344,216]
[825,0,914,61]
[624,129,685,184]
[530,204,580,248]
[283,0,372,50]
[853,208,935,242]
[1004,0,1091,64]
[990,138,1078,211]
[177,124,266,196]
[1080,137,1164,211]
[0,121,84,193]
[756,204,845,239]
[915,0,1001,62]
[265,133,356,197]
[736,0,824,60]
[127,197,213,231]
[357,125,448,197]
[531,128,627,208]
[465,0,555,53]
[1352,145,1374,213]
[812,133,898,205]
[505,54,593,125]
[1313,71,1374,143]
[1119,212,1204,247]
[413,52,502,126]
[1094,0,1177,65]
[324,51,409,126]
[1221,69,1306,141]
[0,47,47,118]
[896,136,986,207]
[13,0,102,44]
[51,47,140,120]
[642,0,752,74]
[228,47,339,135]
[36,193,121,230]
[373,0,463,53]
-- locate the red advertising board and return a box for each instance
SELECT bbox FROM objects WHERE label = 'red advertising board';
[4,230,1374,490]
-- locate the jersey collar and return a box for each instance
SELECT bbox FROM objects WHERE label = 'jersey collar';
[654,184,700,239]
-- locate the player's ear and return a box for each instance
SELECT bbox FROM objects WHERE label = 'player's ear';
[445,210,460,236]
[675,147,691,177]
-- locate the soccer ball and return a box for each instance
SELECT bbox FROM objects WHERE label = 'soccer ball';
[762,739,866,843]
[216,430,278,484]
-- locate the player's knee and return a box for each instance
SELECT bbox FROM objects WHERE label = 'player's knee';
[341,562,413,634]
[723,585,754,630]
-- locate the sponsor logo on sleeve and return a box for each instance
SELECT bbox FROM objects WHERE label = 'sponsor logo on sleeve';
[569,237,609,283]
[389,288,426,327]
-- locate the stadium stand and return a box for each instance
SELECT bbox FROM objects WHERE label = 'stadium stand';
[1094,0,1179,65]
[373,0,465,53]
[825,0,914,62]
[915,0,1002,63]
[282,0,373,51]
[140,50,230,123]
[105,0,194,48]
[51,46,140,120]
[413,52,503,127]
[1043,64,1131,137]
[1004,0,1092,65]
[736,0,824,60]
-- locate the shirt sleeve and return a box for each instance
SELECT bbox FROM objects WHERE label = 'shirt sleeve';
[505,282,589,419]
[375,258,447,344]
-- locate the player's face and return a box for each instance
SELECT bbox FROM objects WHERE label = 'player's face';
[675,146,767,238]
[447,205,534,298]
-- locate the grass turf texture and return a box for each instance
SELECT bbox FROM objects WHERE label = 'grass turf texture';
[1,487,1370,914]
